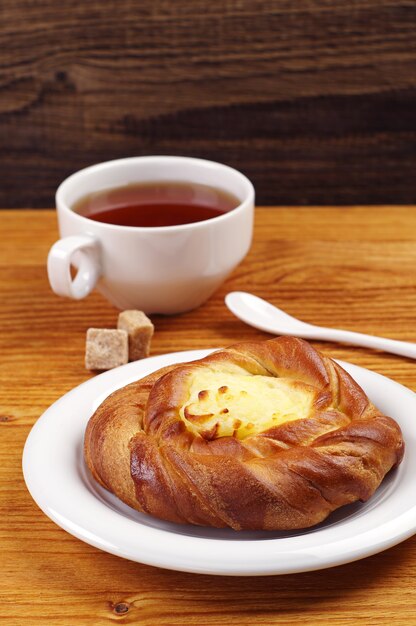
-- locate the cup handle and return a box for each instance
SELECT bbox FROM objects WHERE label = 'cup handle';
[47,234,102,300]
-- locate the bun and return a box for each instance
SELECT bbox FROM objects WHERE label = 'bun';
[84,337,404,530]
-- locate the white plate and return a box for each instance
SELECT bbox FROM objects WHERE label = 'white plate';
[23,350,416,576]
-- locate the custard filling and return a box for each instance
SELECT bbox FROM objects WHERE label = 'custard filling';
[179,371,316,440]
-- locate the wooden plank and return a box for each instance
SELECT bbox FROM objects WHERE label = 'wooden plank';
[1,1,416,206]
[1,207,416,625]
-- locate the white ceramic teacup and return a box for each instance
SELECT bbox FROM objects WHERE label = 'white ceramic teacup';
[47,156,255,313]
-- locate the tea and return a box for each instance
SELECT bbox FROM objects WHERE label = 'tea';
[73,181,239,227]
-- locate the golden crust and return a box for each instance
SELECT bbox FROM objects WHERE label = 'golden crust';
[84,337,404,530]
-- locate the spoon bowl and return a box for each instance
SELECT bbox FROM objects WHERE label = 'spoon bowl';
[225,292,317,337]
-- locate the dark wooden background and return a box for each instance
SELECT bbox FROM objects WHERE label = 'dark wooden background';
[1,0,416,208]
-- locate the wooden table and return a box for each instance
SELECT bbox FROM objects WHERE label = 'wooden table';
[2,207,416,625]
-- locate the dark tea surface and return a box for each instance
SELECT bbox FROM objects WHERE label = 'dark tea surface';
[73,181,239,227]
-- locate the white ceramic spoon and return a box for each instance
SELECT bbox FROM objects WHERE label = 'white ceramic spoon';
[225,291,416,360]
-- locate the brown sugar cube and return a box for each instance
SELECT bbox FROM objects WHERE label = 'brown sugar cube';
[117,310,154,361]
[85,328,128,370]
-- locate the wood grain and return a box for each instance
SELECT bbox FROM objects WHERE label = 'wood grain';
[2,1,416,207]
[1,206,416,625]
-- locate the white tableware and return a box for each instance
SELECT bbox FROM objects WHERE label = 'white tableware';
[225,291,416,359]
[23,349,416,576]
[47,157,255,313]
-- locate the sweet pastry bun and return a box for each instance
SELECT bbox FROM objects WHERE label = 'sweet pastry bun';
[84,337,404,530]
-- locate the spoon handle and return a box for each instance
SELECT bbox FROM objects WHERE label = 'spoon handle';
[314,327,416,360]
